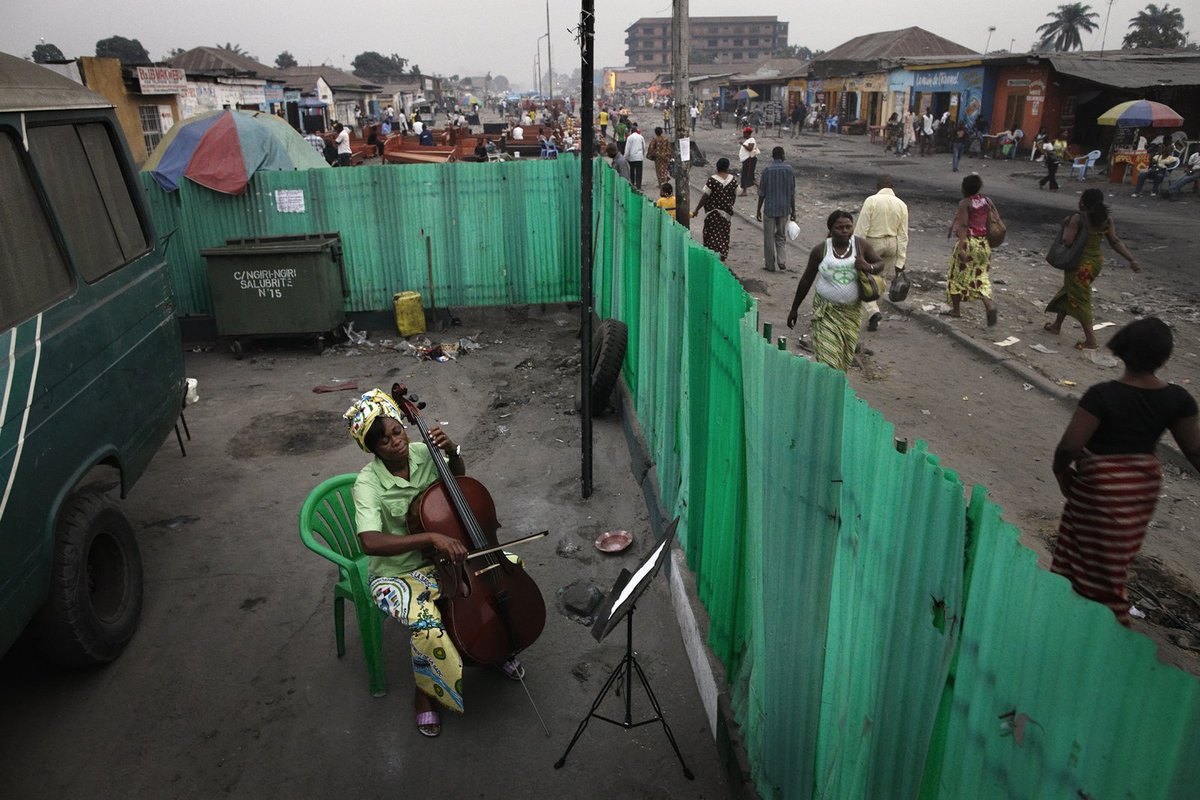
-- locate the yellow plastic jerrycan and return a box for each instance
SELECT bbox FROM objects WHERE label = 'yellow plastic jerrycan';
[393,291,426,336]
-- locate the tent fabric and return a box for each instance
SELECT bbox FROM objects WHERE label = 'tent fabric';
[143,109,329,195]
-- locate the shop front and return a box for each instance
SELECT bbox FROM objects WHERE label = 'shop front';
[841,72,888,127]
[910,66,984,127]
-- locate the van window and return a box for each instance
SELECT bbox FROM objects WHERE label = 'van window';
[0,130,73,329]
[27,122,149,283]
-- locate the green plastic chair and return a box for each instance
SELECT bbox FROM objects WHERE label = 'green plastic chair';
[298,473,388,697]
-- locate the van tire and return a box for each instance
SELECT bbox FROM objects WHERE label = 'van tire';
[588,319,628,415]
[32,490,143,666]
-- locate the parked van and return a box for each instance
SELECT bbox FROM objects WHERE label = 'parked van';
[0,53,184,664]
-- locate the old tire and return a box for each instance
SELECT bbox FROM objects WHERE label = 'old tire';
[32,490,143,666]
[588,318,628,415]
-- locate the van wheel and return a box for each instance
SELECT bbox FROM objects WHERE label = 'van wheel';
[231,339,244,360]
[587,319,628,415]
[32,490,143,666]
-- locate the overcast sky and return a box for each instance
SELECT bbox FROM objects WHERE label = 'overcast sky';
[0,0,1178,89]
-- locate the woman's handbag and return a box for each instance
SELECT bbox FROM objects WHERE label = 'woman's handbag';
[888,269,911,302]
[857,269,887,303]
[985,198,1007,247]
[1045,213,1087,270]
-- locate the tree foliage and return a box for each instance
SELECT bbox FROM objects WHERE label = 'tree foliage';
[492,75,510,92]
[1036,3,1100,50]
[218,42,247,56]
[1123,3,1190,48]
[275,51,298,69]
[95,35,150,65]
[32,43,65,63]
[351,51,409,82]
[772,44,824,60]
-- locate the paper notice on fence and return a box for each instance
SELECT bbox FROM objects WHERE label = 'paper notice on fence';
[275,189,306,213]
[679,137,690,162]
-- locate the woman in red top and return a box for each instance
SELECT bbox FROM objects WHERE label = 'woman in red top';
[945,174,998,326]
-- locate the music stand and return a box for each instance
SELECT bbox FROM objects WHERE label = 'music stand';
[554,519,694,779]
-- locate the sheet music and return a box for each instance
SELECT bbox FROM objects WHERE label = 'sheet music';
[610,539,667,618]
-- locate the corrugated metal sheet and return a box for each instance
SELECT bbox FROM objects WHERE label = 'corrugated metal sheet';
[811,26,975,73]
[590,156,1200,800]
[1049,56,1200,88]
[140,159,581,316]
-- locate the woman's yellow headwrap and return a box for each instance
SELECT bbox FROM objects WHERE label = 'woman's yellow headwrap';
[344,388,404,452]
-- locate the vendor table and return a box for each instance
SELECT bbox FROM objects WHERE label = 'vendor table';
[1110,148,1149,183]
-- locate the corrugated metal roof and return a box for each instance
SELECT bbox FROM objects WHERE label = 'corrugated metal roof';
[815,26,976,64]
[1050,55,1200,88]
[0,51,109,112]
[282,66,381,91]
[728,58,810,82]
[169,47,284,80]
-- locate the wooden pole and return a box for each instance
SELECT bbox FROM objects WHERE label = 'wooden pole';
[671,0,690,229]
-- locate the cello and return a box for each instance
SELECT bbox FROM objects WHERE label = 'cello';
[390,383,547,668]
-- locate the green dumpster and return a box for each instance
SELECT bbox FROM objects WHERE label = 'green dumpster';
[201,232,347,355]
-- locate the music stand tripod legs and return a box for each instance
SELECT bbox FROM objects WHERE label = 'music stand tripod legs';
[554,604,694,779]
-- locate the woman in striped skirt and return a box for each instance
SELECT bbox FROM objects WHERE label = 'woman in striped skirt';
[1051,317,1200,625]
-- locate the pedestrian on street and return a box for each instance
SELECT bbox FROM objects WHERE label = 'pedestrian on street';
[1162,150,1200,197]
[1130,145,1179,197]
[624,124,646,191]
[690,102,699,132]
[1050,317,1200,626]
[755,146,796,273]
[790,101,806,138]
[945,174,998,326]
[951,124,968,172]
[738,126,760,196]
[1044,189,1141,350]
[854,174,909,331]
[604,142,631,183]
[598,107,609,138]
[901,108,916,156]
[332,122,351,167]
[690,157,738,262]
[614,115,628,151]
[1038,142,1060,191]
[920,109,934,156]
[647,126,673,188]
[786,210,884,371]
[343,388,528,739]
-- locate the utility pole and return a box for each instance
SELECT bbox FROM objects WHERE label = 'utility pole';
[546,1,554,106]
[579,0,596,497]
[671,0,691,229]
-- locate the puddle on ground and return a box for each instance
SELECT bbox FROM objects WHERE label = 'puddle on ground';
[227,410,346,458]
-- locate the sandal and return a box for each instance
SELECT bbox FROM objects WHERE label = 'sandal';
[1074,341,1098,351]
[416,710,441,738]
[497,656,526,681]
[1043,322,1060,334]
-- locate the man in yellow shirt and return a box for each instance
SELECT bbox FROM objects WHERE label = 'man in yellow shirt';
[599,107,610,138]
[854,174,909,331]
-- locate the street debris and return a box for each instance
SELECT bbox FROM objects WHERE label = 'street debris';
[994,336,1020,347]
[1029,343,1057,354]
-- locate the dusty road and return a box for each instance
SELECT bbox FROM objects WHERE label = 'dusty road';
[678,118,1200,672]
[0,307,729,799]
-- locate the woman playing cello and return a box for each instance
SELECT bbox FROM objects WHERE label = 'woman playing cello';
[344,389,525,738]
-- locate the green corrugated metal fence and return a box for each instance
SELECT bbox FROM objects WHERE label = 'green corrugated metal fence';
[589,160,1200,799]
[141,159,580,316]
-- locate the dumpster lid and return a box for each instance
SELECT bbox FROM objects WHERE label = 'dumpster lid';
[200,240,337,257]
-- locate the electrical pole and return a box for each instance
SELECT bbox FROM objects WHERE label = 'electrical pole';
[579,0,595,497]
[546,1,554,106]
[672,0,691,229]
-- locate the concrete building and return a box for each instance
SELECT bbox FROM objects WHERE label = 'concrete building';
[68,57,182,164]
[625,16,788,69]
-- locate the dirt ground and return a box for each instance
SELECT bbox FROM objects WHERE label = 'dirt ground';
[0,306,730,799]
[679,119,1200,672]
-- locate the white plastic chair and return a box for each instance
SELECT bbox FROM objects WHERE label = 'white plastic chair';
[1071,150,1102,180]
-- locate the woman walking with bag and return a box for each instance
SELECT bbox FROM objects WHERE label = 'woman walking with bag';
[785,210,884,371]
[1044,188,1141,350]
[946,174,999,326]
[1051,317,1200,626]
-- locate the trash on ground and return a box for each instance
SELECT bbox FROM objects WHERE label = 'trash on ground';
[1089,351,1120,368]
[1060,379,1077,387]
[1023,383,1034,391]
[1029,343,1058,354]
[1092,321,1116,330]
[994,336,1020,347]
[312,380,359,393]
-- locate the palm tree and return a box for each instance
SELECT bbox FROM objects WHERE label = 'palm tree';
[1123,3,1189,49]
[1037,3,1101,50]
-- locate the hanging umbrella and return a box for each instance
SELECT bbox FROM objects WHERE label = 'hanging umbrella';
[461,94,480,106]
[141,109,329,195]
[1097,99,1183,128]
[733,88,759,101]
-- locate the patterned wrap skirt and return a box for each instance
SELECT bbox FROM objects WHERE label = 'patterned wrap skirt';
[1050,452,1162,626]
[811,293,861,371]
[946,236,992,302]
